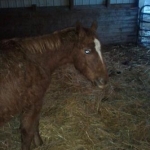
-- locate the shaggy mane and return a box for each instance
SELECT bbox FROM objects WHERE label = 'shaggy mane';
[20,34,61,54]
[19,27,76,54]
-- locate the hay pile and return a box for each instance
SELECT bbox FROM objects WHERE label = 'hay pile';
[0,44,150,150]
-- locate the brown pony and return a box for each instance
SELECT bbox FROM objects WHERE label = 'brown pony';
[0,22,108,150]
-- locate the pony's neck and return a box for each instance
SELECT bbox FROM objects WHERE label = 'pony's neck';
[45,30,77,72]
[20,29,76,74]
[46,42,74,73]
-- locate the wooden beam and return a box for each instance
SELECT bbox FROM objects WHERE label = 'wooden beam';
[106,0,110,7]
[69,0,74,10]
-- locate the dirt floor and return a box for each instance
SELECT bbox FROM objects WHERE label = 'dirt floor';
[0,44,150,150]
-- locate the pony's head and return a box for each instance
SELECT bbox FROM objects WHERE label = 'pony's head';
[73,22,108,89]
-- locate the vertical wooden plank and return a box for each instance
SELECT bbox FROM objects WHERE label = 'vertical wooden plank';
[31,0,37,5]
[110,0,116,4]
[110,0,136,4]
[64,0,69,6]
[28,0,32,6]
[90,0,96,5]
[83,0,89,5]
[134,0,139,7]
[37,0,40,5]
[15,0,17,8]
[51,0,70,6]
[18,0,25,8]
[2,0,5,8]
[7,0,9,8]
[13,0,25,8]
[6,0,12,8]
[53,0,56,6]
[15,0,18,7]
[75,0,105,5]
[60,0,62,6]
[117,0,122,4]
[75,0,77,5]
[23,0,26,7]
[45,0,48,6]
[75,0,82,5]
[69,0,74,9]
[106,0,110,7]
[17,0,24,7]
[65,0,69,6]
[96,0,105,4]
[31,0,35,4]
[47,0,53,6]
[13,0,16,8]
[54,0,61,6]
[37,0,40,7]
[122,0,125,3]
[122,0,128,3]
[1,0,8,8]
[28,0,31,7]
[39,0,47,7]
[130,0,136,3]
[32,0,37,6]
[23,0,28,7]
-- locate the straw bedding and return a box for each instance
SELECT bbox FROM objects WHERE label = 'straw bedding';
[0,44,150,150]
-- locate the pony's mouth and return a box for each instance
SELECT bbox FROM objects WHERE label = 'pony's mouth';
[94,78,108,89]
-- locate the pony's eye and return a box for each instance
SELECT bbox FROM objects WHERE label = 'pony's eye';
[85,49,92,54]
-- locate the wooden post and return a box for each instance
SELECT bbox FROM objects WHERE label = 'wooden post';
[69,0,74,10]
[135,0,139,7]
[106,0,110,7]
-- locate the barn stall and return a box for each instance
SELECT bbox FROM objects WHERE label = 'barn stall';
[0,0,150,150]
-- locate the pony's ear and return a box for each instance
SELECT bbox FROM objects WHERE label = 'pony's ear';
[91,21,98,32]
[76,21,85,39]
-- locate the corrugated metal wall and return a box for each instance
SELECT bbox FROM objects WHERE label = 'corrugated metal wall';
[0,0,136,8]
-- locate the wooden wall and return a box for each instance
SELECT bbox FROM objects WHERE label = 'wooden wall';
[110,0,136,4]
[0,0,136,8]
[97,7,138,44]
[0,5,138,44]
[0,0,69,8]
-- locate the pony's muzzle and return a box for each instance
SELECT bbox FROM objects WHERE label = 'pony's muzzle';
[94,78,108,89]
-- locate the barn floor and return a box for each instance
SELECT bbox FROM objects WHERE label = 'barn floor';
[0,44,150,150]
